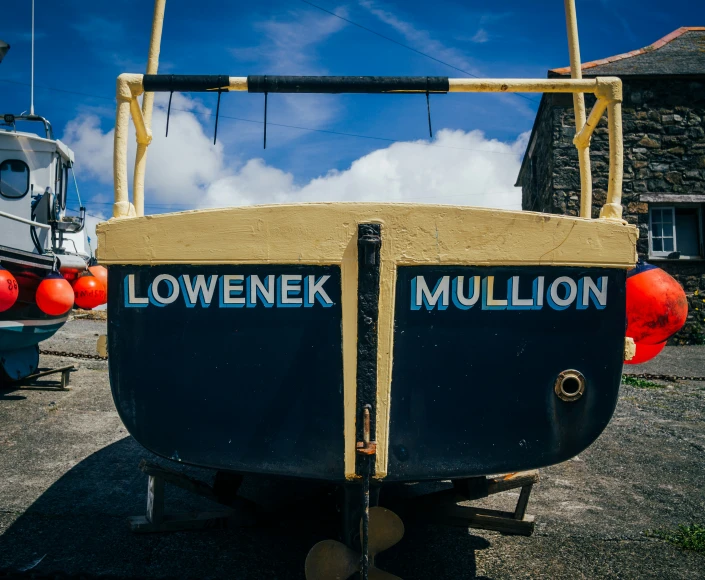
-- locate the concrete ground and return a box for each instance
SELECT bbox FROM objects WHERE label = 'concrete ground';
[0,320,703,579]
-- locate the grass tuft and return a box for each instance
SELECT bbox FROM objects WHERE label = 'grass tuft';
[646,524,705,554]
[622,375,664,389]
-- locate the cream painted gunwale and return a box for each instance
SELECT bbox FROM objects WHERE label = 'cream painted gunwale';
[97,202,637,479]
[97,203,637,267]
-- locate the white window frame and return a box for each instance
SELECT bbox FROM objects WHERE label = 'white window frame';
[648,204,704,260]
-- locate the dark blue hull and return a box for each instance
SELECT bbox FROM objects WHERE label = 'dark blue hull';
[384,265,626,481]
[108,263,626,483]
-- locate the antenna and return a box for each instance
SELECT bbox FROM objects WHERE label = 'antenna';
[30,0,35,115]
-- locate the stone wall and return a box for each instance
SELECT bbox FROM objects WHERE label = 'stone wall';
[521,98,555,212]
[658,261,705,345]
[520,77,705,344]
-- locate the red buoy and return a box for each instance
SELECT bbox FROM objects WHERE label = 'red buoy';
[624,340,666,365]
[36,271,75,316]
[73,271,107,310]
[60,268,80,282]
[626,262,688,345]
[0,265,19,312]
[88,265,108,290]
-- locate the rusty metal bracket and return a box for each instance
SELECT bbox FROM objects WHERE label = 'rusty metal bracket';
[356,405,377,456]
[355,405,377,580]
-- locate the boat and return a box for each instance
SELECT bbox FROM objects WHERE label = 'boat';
[0,114,90,381]
[99,1,642,577]
[0,37,90,382]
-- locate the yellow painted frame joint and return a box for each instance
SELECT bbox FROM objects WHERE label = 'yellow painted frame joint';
[113,73,145,219]
[129,98,153,146]
[601,99,625,221]
[573,98,608,149]
[133,0,167,218]
[564,0,592,219]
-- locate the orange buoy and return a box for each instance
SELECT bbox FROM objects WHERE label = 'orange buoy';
[624,340,666,365]
[0,265,19,312]
[88,265,108,290]
[72,271,107,309]
[36,271,75,316]
[60,268,81,282]
[626,261,688,345]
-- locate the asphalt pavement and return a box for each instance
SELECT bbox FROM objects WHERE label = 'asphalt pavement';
[0,320,703,579]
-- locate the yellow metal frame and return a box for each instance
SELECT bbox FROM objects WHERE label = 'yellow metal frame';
[102,0,634,480]
[113,76,624,222]
[112,0,623,222]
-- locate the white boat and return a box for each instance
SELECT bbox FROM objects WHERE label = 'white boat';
[0,114,89,380]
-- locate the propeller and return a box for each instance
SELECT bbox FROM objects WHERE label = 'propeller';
[305,507,404,580]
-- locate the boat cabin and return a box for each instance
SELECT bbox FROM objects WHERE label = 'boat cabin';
[0,115,87,262]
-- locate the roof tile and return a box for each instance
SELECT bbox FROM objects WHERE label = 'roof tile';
[551,27,705,76]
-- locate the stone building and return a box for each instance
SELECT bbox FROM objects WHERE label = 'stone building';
[517,27,705,343]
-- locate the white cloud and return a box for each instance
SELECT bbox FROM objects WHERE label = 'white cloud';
[232,8,348,74]
[63,93,226,205]
[356,1,535,118]
[231,7,348,130]
[471,29,489,43]
[358,0,482,76]
[203,129,526,209]
[63,95,527,218]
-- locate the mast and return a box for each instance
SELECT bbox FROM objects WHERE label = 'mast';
[133,0,166,217]
[30,0,35,115]
[564,0,592,218]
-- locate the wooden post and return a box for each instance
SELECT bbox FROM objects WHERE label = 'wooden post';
[513,485,533,520]
[146,475,165,524]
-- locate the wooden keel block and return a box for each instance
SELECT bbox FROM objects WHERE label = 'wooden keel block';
[128,511,234,534]
[487,470,540,495]
[452,470,539,500]
[437,507,536,536]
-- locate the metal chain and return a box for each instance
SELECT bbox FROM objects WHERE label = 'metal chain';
[39,349,107,361]
[626,372,705,382]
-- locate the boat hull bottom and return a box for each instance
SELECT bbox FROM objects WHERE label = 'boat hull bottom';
[0,319,65,352]
[0,345,39,383]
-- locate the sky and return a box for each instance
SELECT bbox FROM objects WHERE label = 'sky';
[1,0,704,242]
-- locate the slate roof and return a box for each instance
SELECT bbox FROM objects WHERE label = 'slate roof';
[549,27,705,77]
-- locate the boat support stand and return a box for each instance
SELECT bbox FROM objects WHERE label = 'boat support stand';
[393,470,539,537]
[128,460,258,533]
[7,365,77,390]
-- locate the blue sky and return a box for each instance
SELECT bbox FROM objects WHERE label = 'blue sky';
[1,0,704,220]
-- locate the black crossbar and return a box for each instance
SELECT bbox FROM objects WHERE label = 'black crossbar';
[140,74,450,94]
[143,75,231,92]
[248,75,449,94]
